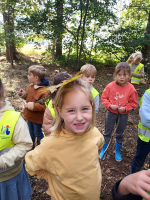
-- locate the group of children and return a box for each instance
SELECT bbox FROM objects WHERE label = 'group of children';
[1,50,150,200]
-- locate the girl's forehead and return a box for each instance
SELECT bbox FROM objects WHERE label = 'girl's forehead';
[63,88,89,102]
[117,70,130,74]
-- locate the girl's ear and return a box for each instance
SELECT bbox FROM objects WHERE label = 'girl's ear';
[57,107,62,117]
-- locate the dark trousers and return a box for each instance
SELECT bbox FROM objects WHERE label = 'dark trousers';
[104,110,128,145]
[130,137,150,174]
[27,120,44,144]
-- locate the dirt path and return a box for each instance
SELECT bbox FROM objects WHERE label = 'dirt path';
[0,55,149,200]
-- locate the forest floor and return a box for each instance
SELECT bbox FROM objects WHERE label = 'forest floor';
[0,53,149,200]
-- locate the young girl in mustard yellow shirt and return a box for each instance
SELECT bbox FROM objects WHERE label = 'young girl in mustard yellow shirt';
[25,78,104,200]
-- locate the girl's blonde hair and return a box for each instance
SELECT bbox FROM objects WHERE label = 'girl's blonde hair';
[36,71,72,104]
[127,51,142,64]
[50,78,95,135]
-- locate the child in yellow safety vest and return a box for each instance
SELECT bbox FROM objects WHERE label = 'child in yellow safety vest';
[127,51,144,89]
[0,79,33,200]
[130,88,150,174]
[42,71,72,136]
[80,64,99,113]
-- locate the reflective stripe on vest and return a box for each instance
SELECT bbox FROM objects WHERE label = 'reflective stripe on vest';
[138,89,150,142]
[48,99,55,118]
[0,110,21,151]
[129,63,144,85]
[91,88,99,99]
[138,121,150,142]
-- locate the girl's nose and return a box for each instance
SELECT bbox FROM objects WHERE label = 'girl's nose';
[76,111,83,120]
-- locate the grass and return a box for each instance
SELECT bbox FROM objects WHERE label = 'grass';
[19,44,45,57]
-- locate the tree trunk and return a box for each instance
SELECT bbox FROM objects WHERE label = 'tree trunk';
[55,0,63,58]
[142,11,150,67]
[3,4,17,65]
[77,0,89,70]
[141,11,150,85]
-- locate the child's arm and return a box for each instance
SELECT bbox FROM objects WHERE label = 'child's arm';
[25,142,46,173]
[101,86,119,110]
[25,91,48,111]
[131,66,144,78]
[114,170,150,200]
[124,90,138,112]
[0,116,32,169]
[94,95,99,113]
[18,89,27,99]
[25,137,54,181]
[43,107,54,136]
[101,85,112,109]
[139,91,150,128]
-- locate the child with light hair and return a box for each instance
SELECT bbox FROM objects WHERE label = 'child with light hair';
[18,65,49,147]
[25,78,104,200]
[127,51,144,89]
[80,64,99,113]
[100,62,138,162]
[42,71,72,136]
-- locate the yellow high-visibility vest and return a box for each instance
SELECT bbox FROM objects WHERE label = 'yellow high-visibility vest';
[0,110,20,151]
[138,89,150,142]
[48,99,55,118]
[130,63,144,85]
[91,88,99,99]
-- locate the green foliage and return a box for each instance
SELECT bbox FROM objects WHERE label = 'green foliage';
[16,0,117,68]
[39,50,118,69]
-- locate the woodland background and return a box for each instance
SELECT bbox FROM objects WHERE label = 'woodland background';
[0,0,150,73]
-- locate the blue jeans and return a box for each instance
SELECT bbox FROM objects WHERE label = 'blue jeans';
[104,110,128,145]
[130,137,150,174]
[27,120,44,144]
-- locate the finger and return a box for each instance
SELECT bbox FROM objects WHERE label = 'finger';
[138,189,150,200]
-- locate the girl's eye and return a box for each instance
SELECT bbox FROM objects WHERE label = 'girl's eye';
[68,109,74,113]
[83,107,88,111]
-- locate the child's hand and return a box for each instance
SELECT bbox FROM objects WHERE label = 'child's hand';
[18,89,24,96]
[25,103,28,109]
[110,105,119,110]
[118,170,150,200]
[118,107,126,113]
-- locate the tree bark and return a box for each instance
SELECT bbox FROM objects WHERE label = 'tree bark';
[141,11,150,85]
[3,3,17,65]
[142,11,150,67]
[77,0,89,70]
[55,0,63,58]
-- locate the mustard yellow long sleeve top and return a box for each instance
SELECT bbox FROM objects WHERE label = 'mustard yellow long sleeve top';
[25,127,104,200]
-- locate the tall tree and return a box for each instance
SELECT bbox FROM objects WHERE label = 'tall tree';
[55,0,63,58]
[17,0,117,68]
[1,0,18,65]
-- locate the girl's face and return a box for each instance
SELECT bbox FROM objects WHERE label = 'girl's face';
[57,89,93,134]
[115,70,130,86]
[134,58,140,65]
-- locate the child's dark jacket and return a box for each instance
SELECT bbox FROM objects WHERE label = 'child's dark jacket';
[112,179,142,200]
